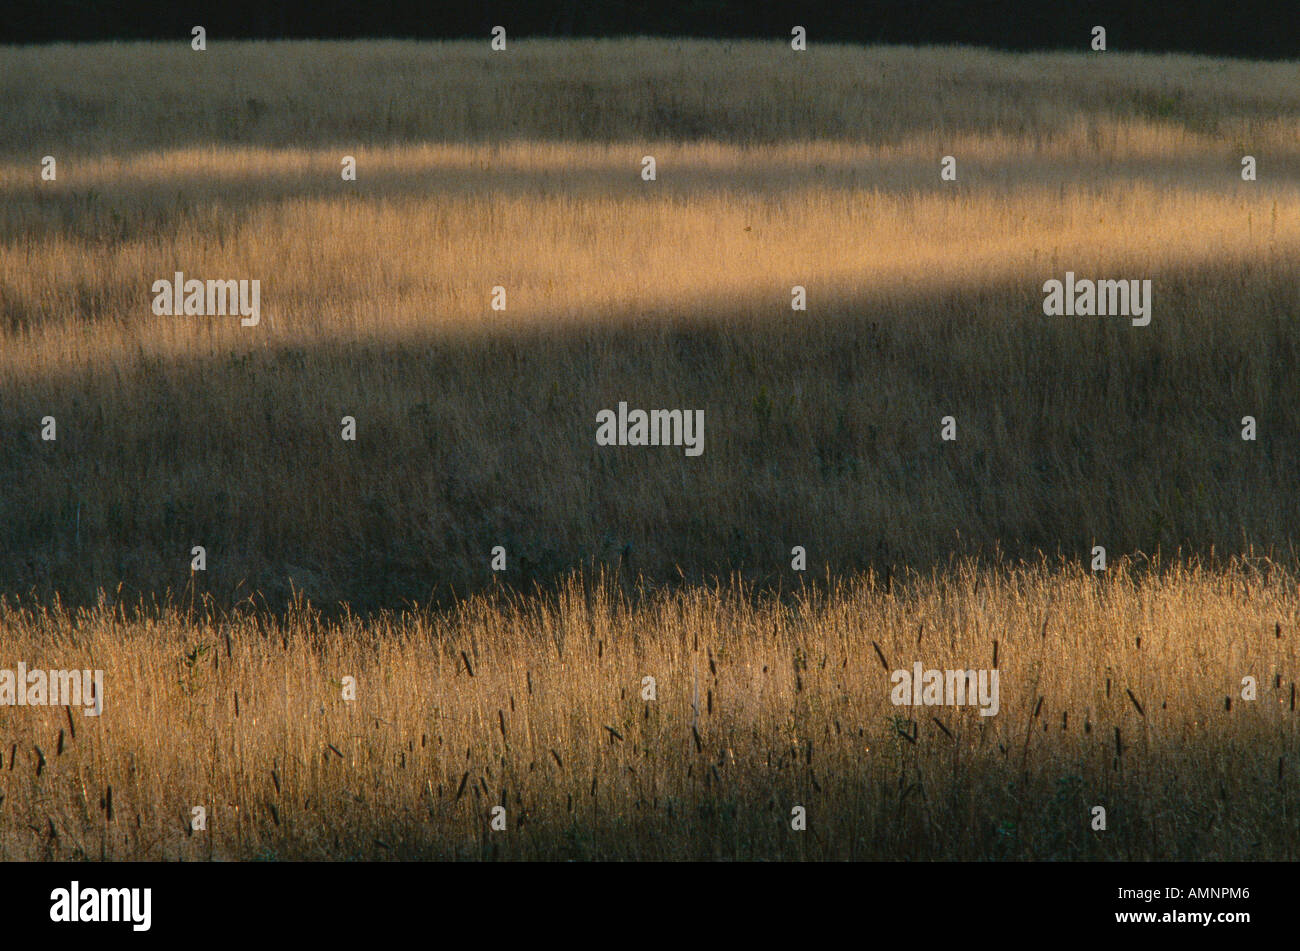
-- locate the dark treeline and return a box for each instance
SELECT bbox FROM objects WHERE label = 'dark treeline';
[4,0,1298,58]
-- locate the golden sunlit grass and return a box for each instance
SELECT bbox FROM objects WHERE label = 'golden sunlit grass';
[1,559,1295,860]
[1,39,1298,859]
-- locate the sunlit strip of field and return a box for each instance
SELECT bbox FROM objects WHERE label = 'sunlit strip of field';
[3,141,1298,366]
[0,560,1295,860]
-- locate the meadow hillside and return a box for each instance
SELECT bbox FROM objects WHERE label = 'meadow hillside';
[1,39,1298,863]
[0,40,1297,609]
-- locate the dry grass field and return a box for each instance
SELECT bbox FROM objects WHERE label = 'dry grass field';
[0,39,1298,859]
[2,559,1297,860]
